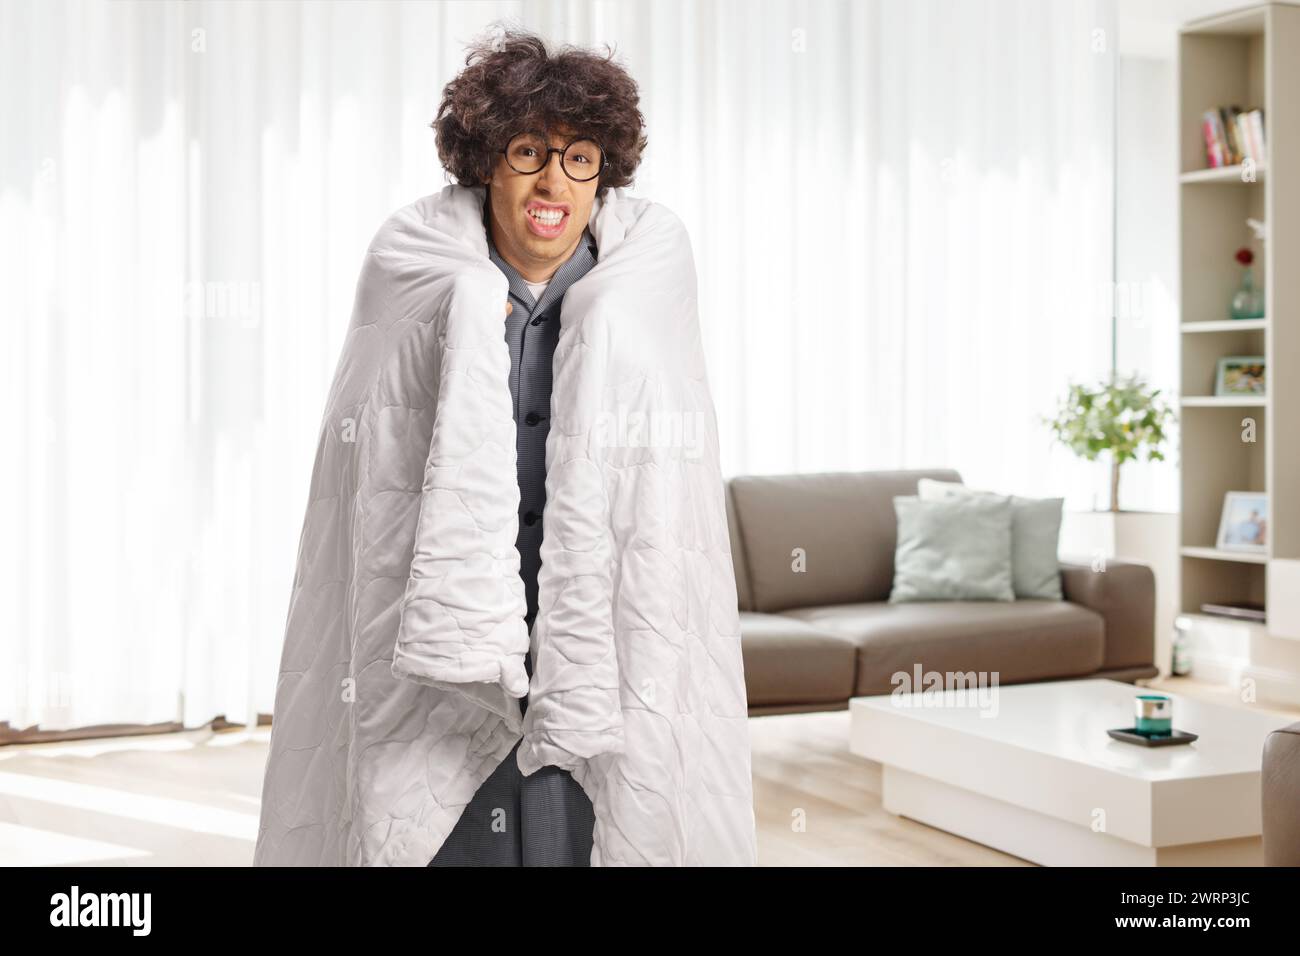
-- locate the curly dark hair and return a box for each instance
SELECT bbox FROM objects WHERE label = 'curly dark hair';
[432,24,648,198]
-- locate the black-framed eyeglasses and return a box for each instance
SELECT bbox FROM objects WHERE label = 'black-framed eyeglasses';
[501,131,609,183]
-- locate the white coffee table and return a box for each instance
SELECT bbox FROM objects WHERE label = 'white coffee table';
[849,678,1293,866]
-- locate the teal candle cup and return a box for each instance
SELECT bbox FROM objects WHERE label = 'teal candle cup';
[1135,694,1173,735]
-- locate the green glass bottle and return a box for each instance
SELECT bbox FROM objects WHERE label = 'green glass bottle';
[1231,267,1265,320]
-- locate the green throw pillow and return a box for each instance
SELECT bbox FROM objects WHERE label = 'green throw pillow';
[917,478,1064,600]
[889,494,1015,603]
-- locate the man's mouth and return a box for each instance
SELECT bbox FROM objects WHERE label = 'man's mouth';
[526,202,569,237]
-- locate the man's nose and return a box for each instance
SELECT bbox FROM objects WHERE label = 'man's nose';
[537,149,568,190]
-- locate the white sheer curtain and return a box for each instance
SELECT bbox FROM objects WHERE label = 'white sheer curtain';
[700,0,1116,489]
[1,0,1115,734]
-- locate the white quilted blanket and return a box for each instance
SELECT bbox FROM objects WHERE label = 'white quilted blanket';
[253,183,756,866]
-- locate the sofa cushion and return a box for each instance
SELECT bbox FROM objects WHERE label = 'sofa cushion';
[729,469,963,613]
[780,600,1105,696]
[917,477,1064,600]
[889,494,1016,602]
[739,612,858,705]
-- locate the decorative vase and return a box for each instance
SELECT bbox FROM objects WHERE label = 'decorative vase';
[1230,267,1265,320]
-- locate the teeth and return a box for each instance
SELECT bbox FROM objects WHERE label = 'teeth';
[529,208,564,226]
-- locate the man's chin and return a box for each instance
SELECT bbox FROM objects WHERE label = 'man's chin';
[522,234,567,255]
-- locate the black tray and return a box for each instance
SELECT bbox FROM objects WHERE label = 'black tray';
[1107,726,1199,747]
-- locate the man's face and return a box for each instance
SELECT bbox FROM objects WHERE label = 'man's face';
[484,124,600,279]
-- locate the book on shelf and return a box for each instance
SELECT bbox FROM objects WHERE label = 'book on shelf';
[1201,106,1266,168]
[1199,601,1267,623]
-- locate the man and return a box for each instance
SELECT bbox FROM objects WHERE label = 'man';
[425,28,646,866]
[254,26,754,868]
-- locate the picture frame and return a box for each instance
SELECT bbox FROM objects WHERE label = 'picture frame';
[1216,490,1268,553]
[1214,355,1266,396]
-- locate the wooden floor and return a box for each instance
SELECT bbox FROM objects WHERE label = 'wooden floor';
[2,676,1291,866]
[747,708,1025,865]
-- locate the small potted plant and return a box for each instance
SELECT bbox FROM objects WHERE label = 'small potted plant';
[1045,374,1178,679]
[1045,373,1175,513]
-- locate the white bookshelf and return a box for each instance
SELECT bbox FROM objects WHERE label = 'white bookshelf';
[1181,318,1267,332]
[1178,3,1300,641]
[1180,545,1269,565]
[1179,162,1267,184]
[1180,395,1266,407]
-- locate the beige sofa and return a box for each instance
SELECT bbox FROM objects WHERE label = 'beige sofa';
[726,469,1159,715]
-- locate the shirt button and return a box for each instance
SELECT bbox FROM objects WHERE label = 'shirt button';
[523,510,540,526]
[524,411,541,426]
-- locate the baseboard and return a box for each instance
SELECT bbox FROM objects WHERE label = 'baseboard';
[1240,663,1300,708]
[1188,653,1251,687]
